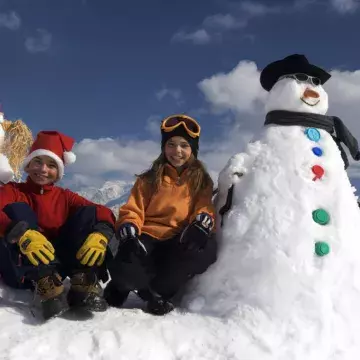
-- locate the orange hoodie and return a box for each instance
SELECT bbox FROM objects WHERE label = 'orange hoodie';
[116,164,215,240]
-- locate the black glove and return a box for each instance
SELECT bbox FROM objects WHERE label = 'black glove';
[194,213,214,235]
[117,223,148,257]
[180,213,214,252]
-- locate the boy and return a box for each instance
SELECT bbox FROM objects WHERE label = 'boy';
[0,131,116,320]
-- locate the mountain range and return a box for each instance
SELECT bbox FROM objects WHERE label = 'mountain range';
[78,180,133,216]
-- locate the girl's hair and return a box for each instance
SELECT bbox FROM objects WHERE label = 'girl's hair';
[137,153,213,197]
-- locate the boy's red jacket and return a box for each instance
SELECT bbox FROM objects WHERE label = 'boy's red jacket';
[0,177,115,239]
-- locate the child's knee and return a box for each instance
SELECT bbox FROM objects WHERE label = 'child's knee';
[3,202,38,227]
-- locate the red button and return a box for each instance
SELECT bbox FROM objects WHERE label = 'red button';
[312,165,324,181]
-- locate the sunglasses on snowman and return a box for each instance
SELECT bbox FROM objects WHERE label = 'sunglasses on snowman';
[161,114,201,138]
[278,73,322,87]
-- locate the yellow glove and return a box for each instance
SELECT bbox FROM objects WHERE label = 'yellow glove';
[76,232,108,267]
[18,230,55,266]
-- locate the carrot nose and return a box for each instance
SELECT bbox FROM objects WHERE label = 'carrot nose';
[303,88,320,99]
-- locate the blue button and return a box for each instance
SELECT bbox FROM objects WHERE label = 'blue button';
[312,147,323,156]
[305,128,321,142]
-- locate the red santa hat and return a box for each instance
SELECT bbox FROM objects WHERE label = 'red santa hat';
[22,131,76,180]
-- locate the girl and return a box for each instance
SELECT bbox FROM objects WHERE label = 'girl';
[105,114,217,315]
[0,131,115,320]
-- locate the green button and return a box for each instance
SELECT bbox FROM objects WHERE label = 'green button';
[315,241,330,256]
[312,209,330,225]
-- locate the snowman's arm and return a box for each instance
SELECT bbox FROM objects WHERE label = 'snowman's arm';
[218,152,249,193]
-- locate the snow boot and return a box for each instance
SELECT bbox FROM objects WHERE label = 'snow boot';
[136,288,175,316]
[67,271,108,312]
[35,272,69,320]
[146,296,174,316]
[103,280,130,308]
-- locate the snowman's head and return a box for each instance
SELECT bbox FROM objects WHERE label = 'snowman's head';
[265,73,329,115]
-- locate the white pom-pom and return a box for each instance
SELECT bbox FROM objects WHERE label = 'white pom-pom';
[0,126,4,146]
[0,154,14,184]
[63,151,76,165]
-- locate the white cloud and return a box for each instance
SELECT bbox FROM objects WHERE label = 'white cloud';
[25,28,52,53]
[238,2,283,16]
[172,29,211,45]
[198,60,267,114]
[172,0,359,46]
[325,70,360,104]
[171,1,285,45]
[65,137,160,187]
[346,159,360,180]
[145,115,162,137]
[0,11,21,30]
[203,14,247,30]
[64,173,102,189]
[330,0,359,13]
[156,87,183,102]
[323,70,360,165]
[187,107,209,119]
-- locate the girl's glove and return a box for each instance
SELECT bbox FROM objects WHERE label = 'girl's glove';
[180,213,214,252]
[118,223,138,242]
[194,213,214,236]
[118,223,148,257]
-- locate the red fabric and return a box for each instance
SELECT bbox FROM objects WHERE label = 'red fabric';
[29,131,75,163]
[0,177,115,238]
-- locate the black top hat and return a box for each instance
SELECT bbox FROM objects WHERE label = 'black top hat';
[260,54,331,92]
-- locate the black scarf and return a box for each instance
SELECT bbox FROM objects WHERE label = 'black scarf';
[265,110,360,169]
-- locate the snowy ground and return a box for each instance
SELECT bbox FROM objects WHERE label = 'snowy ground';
[0,283,267,360]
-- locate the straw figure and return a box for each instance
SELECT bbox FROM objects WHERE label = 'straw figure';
[0,111,33,183]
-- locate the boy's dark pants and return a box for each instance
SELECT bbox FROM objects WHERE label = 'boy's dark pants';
[0,202,111,290]
[108,232,217,300]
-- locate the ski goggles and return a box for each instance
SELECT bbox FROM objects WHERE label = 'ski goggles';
[161,114,201,138]
[278,73,321,87]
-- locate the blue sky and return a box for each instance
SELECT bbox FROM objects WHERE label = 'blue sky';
[1,0,360,188]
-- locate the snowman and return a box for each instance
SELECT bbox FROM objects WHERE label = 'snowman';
[185,54,360,359]
[0,111,14,185]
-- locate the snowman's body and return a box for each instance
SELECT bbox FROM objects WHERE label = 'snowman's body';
[0,112,14,184]
[185,75,360,358]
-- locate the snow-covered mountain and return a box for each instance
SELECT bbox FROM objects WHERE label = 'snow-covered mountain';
[78,180,133,215]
